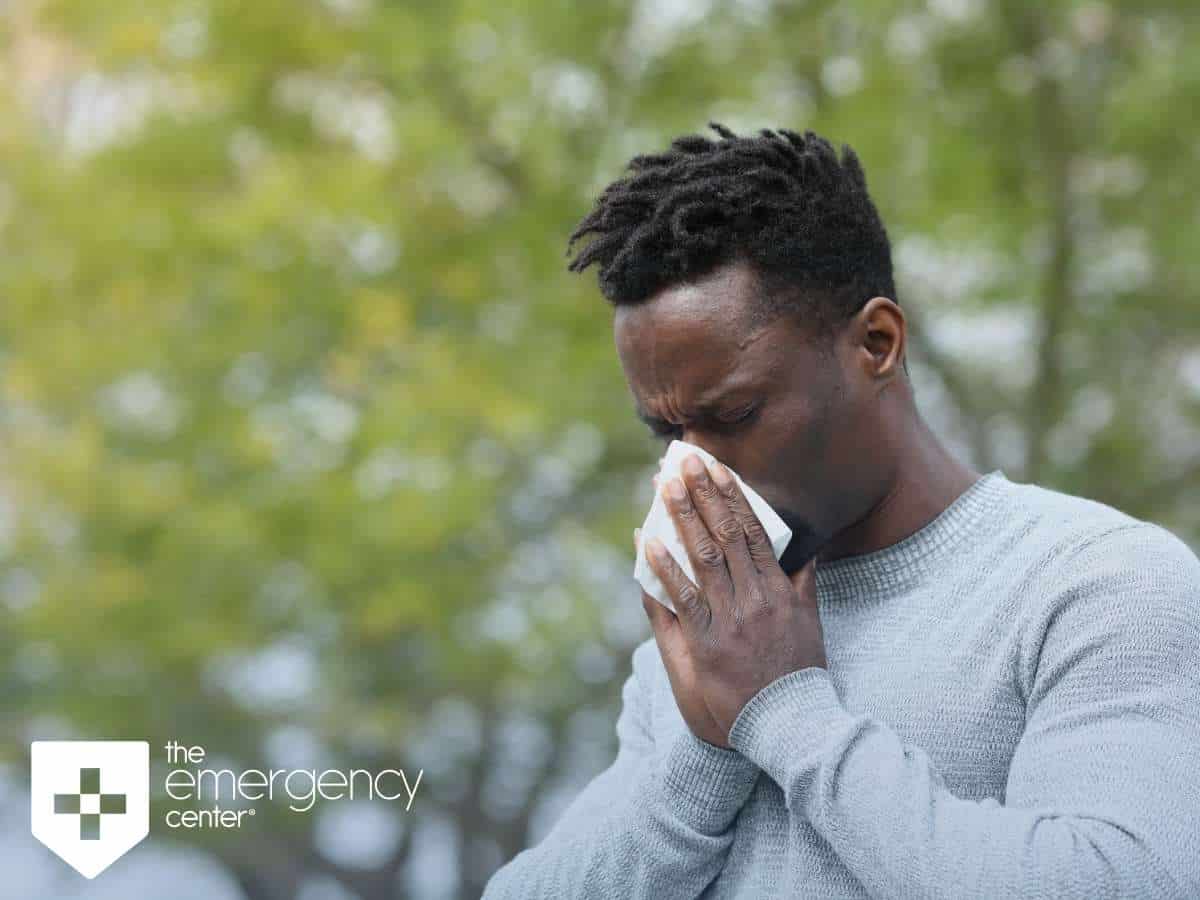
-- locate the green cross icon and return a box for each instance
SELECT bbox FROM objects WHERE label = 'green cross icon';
[53,767,127,840]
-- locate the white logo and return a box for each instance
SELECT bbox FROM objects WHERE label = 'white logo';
[30,741,150,879]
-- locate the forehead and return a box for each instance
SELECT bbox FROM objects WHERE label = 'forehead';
[613,261,778,399]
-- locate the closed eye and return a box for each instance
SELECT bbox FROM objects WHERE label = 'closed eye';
[647,421,683,442]
[718,404,760,426]
[643,404,760,442]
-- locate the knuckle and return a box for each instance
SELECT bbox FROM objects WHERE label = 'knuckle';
[743,517,768,547]
[748,542,775,564]
[768,569,795,595]
[693,476,720,502]
[744,583,768,613]
[677,582,703,613]
[695,538,725,570]
[758,574,785,601]
[714,516,744,546]
[714,480,738,503]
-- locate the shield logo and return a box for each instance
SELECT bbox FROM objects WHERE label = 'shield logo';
[30,741,150,879]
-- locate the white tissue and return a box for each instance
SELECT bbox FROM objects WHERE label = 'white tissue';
[633,439,792,613]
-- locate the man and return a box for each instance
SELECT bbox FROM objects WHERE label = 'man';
[481,123,1200,898]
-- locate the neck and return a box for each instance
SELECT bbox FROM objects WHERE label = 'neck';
[816,410,981,565]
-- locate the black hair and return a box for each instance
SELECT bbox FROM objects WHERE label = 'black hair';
[565,122,897,339]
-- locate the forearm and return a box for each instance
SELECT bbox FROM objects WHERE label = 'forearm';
[483,730,760,900]
[730,667,1200,900]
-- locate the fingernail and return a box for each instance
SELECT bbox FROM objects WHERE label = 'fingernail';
[683,454,706,477]
[647,537,667,561]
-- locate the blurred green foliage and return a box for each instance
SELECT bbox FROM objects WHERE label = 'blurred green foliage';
[1,0,1197,897]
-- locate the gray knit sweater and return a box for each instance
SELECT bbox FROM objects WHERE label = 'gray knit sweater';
[481,470,1200,899]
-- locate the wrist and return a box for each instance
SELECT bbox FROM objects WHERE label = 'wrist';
[645,728,760,834]
[727,666,854,787]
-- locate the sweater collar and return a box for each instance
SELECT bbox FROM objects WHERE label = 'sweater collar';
[813,470,1010,601]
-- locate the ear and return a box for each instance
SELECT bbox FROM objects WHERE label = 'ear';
[854,296,906,383]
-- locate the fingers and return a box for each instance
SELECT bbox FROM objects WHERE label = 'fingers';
[644,536,711,639]
[709,462,781,583]
[637,526,695,652]
[700,459,771,604]
[664,454,752,621]
[660,474,732,619]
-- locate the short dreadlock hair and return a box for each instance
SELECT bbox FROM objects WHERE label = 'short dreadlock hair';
[565,122,896,340]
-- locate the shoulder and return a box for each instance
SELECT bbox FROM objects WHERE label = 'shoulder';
[1002,475,1144,546]
[993,474,1199,589]
[1034,518,1200,636]
[1009,499,1199,701]
[993,477,1200,684]
[1041,519,1200,635]
[1008,474,1199,589]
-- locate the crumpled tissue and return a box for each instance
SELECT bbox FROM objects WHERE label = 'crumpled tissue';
[633,439,792,613]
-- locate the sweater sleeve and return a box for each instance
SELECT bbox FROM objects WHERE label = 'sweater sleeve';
[482,636,760,899]
[727,523,1200,900]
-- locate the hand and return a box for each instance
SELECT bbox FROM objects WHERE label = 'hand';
[636,453,827,749]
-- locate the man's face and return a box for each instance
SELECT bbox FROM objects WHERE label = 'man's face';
[613,259,876,573]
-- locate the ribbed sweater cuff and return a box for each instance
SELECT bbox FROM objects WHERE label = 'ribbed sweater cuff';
[650,729,760,834]
[727,667,854,789]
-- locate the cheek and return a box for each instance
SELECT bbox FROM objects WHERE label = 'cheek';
[768,393,831,464]
[738,406,816,498]
[749,393,843,514]
[816,375,873,477]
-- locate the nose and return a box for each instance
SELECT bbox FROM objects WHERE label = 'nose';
[680,431,734,466]
[651,435,734,488]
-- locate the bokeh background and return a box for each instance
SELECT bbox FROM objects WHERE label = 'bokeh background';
[1,0,1198,898]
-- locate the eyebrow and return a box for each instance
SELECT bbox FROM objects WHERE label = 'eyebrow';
[635,396,750,428]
